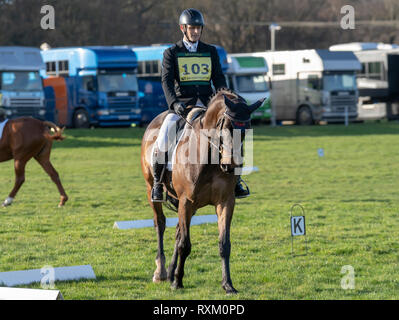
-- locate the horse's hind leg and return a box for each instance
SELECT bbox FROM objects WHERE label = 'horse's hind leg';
[147,184,167,282]
[216,198,238,294]
[34,147,68,207]
[2,159,27,207]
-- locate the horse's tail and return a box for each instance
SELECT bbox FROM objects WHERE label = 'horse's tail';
[43,121,66,141]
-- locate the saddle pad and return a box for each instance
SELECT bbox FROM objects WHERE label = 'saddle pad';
[0,119,8,141]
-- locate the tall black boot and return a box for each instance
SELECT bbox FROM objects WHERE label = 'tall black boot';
[151,148,166,202]
[235,176,250,199]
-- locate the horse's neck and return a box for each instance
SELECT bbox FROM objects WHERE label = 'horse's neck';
[202,102,223,131]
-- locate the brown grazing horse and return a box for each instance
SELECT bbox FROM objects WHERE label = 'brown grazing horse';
[141,89,263,294]
[0,116,68,207]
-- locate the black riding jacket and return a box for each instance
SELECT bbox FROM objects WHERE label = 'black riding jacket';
[161,40,227,113]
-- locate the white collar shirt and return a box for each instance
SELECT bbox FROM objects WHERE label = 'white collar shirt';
[182,39,199,52]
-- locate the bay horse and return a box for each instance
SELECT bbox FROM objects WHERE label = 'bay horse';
[141,89,263,293]
[0,116,68,208]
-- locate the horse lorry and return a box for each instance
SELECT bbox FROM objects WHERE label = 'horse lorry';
[252,49,361,125]
[41,47,141,128]
[330,42,399,121]
[0,47,46,120]
[226,54,271,122]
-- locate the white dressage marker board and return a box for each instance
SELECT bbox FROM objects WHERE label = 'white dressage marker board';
[114,214,218,230]
[0,265,96,287]
[0,287,63,300]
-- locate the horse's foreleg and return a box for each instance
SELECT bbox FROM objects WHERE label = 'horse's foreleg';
[147,185,167,283]
[35,155,68,207]
[216,198,238,294]
[2,159,27,207]
[171,197,193,290]
[167,224,180,283]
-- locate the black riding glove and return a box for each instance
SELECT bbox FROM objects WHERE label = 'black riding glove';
[174,101,188,118]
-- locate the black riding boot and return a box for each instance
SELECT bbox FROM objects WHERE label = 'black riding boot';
[151,149,166,202]
[235,176,250,199]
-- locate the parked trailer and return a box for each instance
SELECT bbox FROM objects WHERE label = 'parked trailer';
[226,54,271,121]
[41,47,141,128]
[330,42,399,121]
[0,47,46,120]
[252,49,361,125]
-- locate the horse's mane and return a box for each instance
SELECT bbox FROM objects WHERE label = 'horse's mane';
[208,87,244,107]
[202,88,244,128]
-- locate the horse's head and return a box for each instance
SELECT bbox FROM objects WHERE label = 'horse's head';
[217,93,264,173]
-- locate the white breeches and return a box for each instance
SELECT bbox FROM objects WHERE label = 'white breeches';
[155,113,180,152]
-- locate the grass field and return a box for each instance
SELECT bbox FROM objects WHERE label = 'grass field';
[1,121,399,300]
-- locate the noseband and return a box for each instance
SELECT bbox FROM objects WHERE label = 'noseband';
[215,109,250,174]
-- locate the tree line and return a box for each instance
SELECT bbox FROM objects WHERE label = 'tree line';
[0,0,398,53]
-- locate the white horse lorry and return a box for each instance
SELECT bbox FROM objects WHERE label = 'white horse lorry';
[226,54,271,122]
[330,42,399,121]
[252,49,361,125]
[0,47,46,120]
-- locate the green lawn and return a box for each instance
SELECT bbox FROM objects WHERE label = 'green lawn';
[1,122,399,299]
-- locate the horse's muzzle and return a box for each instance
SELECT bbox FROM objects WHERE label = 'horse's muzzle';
[220,163,235,174]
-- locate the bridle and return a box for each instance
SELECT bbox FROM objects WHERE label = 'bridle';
[181,107,249,174]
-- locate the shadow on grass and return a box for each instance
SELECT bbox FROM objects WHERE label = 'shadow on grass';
[252,121,399,139]
[340,199,392,203]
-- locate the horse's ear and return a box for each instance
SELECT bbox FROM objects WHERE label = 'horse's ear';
[248,98,265,114]
[223,94,237,111]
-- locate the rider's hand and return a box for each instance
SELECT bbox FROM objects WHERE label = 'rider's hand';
[174,102,188,118]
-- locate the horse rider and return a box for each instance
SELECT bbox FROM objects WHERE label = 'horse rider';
[151,8,250,202]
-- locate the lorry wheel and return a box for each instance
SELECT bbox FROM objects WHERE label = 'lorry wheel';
[73,109,90,128]
[297,106,314,125]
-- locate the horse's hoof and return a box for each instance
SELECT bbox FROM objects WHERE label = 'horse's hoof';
[2,197,13,207]
[171,281,184,290]
[153,272,167,283]
[58,197,68,207]
[223,284,238,295]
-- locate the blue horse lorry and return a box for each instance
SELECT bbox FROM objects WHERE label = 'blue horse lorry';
[41,44,229,127]
[0,47,47,120]
[41,47,141,128]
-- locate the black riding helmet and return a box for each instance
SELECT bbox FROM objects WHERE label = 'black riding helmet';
[179,8,205,43]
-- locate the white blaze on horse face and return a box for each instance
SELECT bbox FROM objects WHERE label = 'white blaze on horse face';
[232,129,244,167]
[220,129,233,165]
[235,129,254,176]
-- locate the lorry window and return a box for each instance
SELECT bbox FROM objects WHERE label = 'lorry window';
[272,64,285,75]
[138,60,161,77]
[307,75,321,90]
[323,73,356,91]
[82,76,96,92]
[1,71,42,91]
[98,73,138,92]
[358,61,383,80]
[236,74,268,92]
[58,60,69,76]
[46,61,57,76]
[367,62,383,80]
